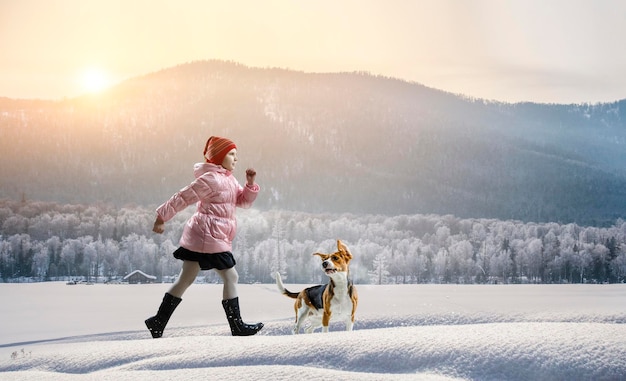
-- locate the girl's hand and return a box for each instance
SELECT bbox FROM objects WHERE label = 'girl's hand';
[152,216,165,234]
[246,168,256,186]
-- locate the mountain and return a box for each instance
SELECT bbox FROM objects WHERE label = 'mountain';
[1,60,625,225]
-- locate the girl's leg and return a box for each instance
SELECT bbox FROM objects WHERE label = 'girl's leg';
[146,260,199,338]
[217,267,263,336]
[215,267,239,300]
[168,260,201,298]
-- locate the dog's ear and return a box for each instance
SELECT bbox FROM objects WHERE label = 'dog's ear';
[313,252,329,260]
[337,240,353,260]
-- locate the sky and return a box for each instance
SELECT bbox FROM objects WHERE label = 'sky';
[1,283,625,380]
[1,0,625,104]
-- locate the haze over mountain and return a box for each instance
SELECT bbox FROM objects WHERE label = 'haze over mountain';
[1,60,625,225]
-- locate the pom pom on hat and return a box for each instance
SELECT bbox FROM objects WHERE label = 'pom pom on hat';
[203,136,237,165]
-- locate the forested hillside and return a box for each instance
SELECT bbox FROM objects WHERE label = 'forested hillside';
[1,60,626,225]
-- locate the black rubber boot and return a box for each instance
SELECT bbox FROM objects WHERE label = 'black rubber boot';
[222,297,264,336]
[145,293,182,338]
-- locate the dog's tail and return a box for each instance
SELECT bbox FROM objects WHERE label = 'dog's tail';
[274,272,299,299]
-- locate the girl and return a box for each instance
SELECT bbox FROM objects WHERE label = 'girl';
[145,136,263,337]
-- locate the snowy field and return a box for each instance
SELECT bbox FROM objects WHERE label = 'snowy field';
[0,282,625,381]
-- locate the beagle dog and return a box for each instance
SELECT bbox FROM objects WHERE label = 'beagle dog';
[275,240,358,334]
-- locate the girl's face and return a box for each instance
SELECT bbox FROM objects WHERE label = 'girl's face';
[221,148,237,171]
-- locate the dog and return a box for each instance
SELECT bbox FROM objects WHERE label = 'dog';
[275,239,358,334]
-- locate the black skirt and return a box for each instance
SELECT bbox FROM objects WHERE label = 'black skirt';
[173,247,236,270]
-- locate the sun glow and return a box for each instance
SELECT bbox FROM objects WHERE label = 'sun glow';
[79,67,112,94]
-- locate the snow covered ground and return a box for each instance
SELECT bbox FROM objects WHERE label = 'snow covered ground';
[0,282,625,381]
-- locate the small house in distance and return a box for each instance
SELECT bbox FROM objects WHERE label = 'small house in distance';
[124,270,157,284]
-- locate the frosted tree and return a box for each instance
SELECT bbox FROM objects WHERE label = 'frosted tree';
[252,240,276,283]
[0,240,13,281]
[234,225,252,283]
[60,239,78,280]
[2,215,28,235]
[610,247,626,282]
[287,239,321,283]
[83,240,98,282]
[329,216,359,243]
[101,239,120,280]
[435,225,451,248]
[158,239,178,280]
[31,244,48,280]
[470,222,487,252]
[391,239,418,283]
[369,249,390,285]
[27,213,52,241]
[45,236,63,280]
[543,231,560,282]
[476,236,499,282]
[489,250,512,283]
[433,248,449,283]
[448,240,474,283]
[575,251,593,283]
[588,242,610,282]
[99,215,116,240]
[270,213,289,279]
[522,238,544,282]
[558,234,577,282]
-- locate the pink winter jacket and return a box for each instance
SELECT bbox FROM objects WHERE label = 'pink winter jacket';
[156,163,259,254]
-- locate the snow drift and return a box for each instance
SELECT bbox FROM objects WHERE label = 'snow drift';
[1,283,625,381]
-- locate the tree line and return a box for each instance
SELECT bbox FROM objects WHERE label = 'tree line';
[1,199,625,284]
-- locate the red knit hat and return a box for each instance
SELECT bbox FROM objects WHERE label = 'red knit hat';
[203,136,237,165]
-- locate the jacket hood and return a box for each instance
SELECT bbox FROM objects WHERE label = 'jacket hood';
[193,162,230,178]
